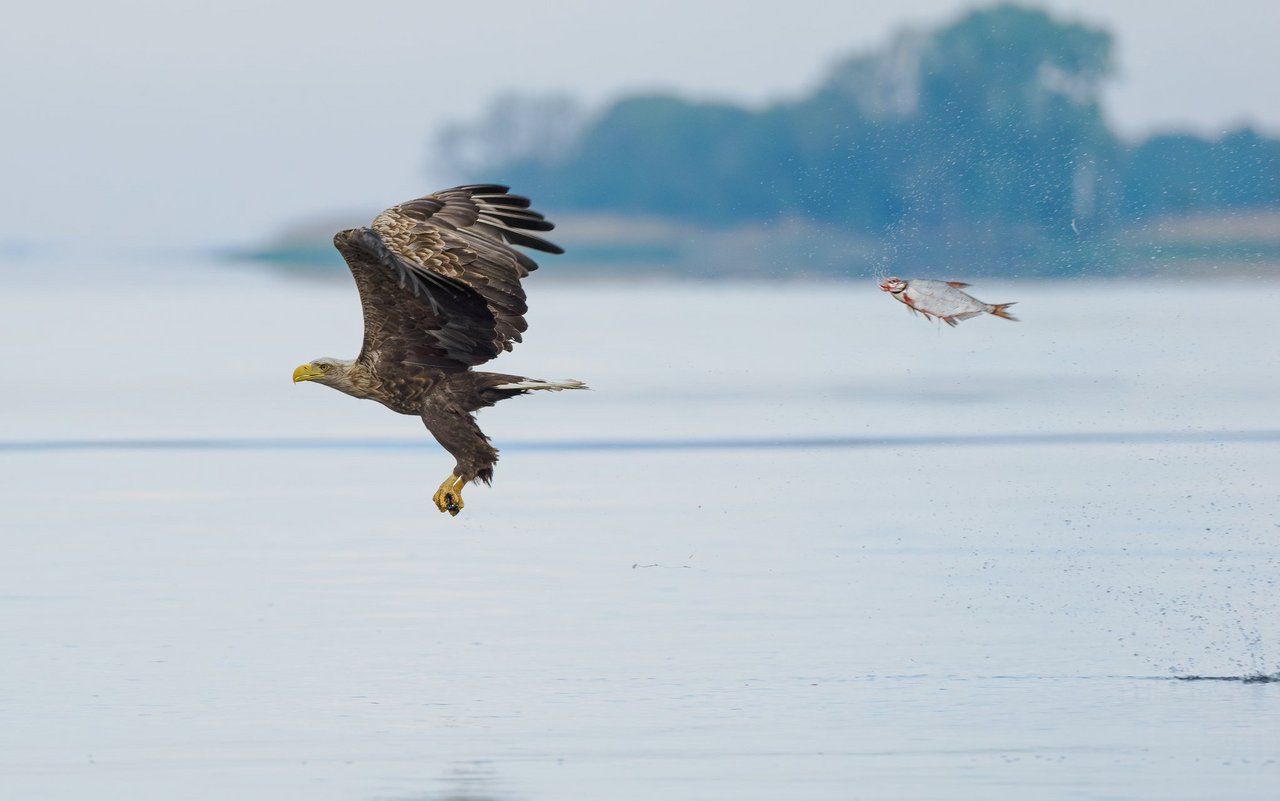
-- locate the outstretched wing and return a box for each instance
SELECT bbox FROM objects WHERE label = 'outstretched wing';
[333,185,563,372]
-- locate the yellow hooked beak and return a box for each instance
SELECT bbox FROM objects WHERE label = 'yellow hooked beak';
[292,363,324,383]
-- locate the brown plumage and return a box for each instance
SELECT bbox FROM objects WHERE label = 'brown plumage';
[292,185,586,516]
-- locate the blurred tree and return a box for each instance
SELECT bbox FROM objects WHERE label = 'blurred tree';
[436,92,588,179]
[490,95,796,223]
[433,3,1280,273]
[907,4,1116,232]
[1121,128,1280,218]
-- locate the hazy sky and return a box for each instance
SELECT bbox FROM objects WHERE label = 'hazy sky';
[3,0,1277,251]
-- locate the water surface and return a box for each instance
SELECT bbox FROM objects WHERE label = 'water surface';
[2,266,1278,799]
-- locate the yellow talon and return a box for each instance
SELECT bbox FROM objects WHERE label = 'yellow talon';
[432,474,465,516]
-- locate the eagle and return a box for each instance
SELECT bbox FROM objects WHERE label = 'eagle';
[292,184,586,516]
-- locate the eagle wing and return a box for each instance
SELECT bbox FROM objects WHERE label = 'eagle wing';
[332,185,563,372]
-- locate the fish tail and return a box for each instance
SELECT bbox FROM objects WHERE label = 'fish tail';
[989,303,1019,322]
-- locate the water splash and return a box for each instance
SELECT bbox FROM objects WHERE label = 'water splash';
[1173,673,1280,684]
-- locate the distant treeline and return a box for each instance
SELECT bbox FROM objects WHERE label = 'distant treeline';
[436,4,1280,275]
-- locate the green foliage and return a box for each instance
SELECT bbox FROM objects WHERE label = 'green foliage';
[1121,129,1280,218]
[440,3,1280,274]
[533,96,791,222]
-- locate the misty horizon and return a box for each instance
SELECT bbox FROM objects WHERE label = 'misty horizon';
[2,0,1279,254]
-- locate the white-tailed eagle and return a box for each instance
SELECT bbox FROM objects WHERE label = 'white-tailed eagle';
[292,185,585,516]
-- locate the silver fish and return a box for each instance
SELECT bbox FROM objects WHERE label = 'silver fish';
[879,277,1018,327]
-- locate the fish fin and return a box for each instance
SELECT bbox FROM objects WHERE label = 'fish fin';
[946,281,971,288]
[989,303,1019,321]
[941,315,960,327]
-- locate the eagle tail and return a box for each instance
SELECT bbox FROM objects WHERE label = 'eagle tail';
[493,378,589,392]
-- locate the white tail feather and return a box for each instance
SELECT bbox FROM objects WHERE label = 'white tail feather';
[496,378,589,392]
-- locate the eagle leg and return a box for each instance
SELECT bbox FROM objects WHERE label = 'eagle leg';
[432,473,466,516]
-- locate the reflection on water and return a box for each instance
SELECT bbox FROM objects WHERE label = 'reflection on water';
[380,762,512,801]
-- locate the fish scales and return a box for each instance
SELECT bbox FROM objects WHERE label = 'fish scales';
[879,277,1018,326]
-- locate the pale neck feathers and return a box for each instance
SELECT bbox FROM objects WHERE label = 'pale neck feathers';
[324,359,379,399]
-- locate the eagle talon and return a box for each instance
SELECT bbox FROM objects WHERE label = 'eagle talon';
[433,475,465,516]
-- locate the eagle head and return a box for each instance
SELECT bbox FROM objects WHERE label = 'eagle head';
[292,358,378,401]
[292,358,349,387]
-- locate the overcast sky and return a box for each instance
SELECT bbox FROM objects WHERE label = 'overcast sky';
[2,0,1277,252]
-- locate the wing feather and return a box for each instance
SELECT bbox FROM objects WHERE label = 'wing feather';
[332,185,563,374]
[334,228,500,372]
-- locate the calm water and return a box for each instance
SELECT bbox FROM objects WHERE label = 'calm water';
[2,263,1278,799]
